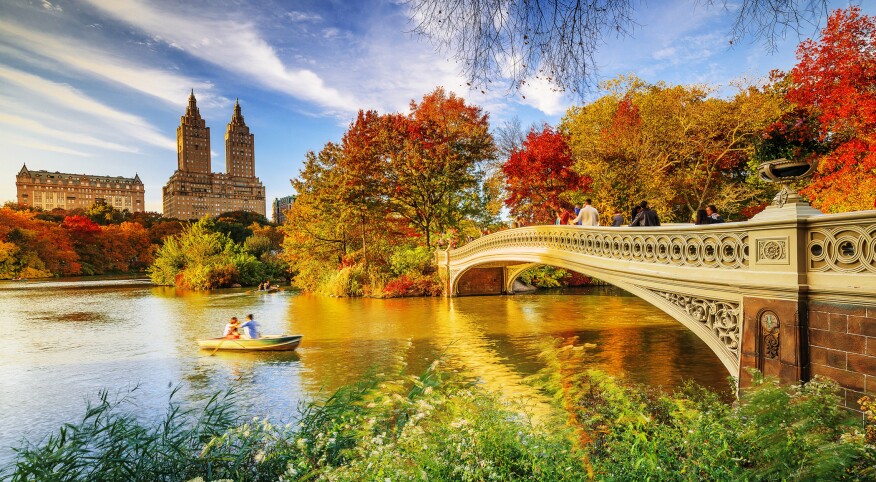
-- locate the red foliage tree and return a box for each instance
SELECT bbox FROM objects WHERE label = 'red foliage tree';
[788,6,876,212]
[0,207,80,277]
[62,215,107,274]
[502,125,591,224]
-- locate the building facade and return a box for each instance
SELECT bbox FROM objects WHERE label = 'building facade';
[272,195,295,224]
[15,164,145,212]
[162,92,266,219]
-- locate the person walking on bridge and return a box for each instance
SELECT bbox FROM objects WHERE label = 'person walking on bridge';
[630,201,660,226]
[570,198,599,226]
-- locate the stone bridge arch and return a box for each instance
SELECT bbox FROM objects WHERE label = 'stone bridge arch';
[437,204,876,408]
[451,255,742,376]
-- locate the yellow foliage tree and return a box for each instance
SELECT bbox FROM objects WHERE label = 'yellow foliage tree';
[562,75,784,222]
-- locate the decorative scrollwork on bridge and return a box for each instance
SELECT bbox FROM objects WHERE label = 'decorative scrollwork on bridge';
[806,218,876,274]
[447,226,750,270]
[648,289,741,359]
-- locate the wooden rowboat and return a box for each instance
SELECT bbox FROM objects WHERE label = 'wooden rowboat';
[197,335,302,351]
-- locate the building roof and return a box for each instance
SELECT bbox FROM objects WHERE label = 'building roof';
[17,164,143,184]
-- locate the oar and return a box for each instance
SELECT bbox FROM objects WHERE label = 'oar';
[209,338,226,356]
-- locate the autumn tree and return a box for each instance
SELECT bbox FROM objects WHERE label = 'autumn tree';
[148,220,186,245]
[563,75,782,222]
[337,110,393,267]
[101,222,153,271]
[503,125,589,224]
[214,211,271,244]
[384,88,496,247]
[85,202,129,225]
[282,143,357,289]
[62,215,107,275]
[0,207,79,278]
[787,6,876,212]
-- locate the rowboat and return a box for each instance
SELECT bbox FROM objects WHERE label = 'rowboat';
[246,288,280,294]
[197,335,302,351]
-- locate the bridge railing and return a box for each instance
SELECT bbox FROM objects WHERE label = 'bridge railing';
[445,223,753,270]
[805,211,876,275]
[440,210,876,294]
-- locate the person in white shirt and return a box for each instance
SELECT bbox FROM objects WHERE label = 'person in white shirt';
[570,198,599,226]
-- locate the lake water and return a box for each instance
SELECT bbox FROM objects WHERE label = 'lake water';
[0,277,730,462]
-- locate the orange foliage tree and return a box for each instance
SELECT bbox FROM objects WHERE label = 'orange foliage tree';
[384,88,496,247]
[502,125,590,224]
[0,207,80,278]
[789,6,876,212]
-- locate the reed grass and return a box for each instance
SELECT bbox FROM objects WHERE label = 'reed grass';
[5,341,875,481]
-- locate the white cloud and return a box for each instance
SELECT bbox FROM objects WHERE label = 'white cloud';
[1,134,90,157]
[322,27,341,39]
[0,66,175,150]
[652,47,677,61]
[41,0,62,13]
[285,11,321,22]
[518,77,572,116]
[0,112,138,153]
[0,19,219,107]
[83,0,357,112]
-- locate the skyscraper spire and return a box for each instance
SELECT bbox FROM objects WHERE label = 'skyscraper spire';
[231,97,245,125]
[187,90,199,117]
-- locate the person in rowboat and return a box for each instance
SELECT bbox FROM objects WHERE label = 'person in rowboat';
[223,317,241,339]
[239,314,260,339]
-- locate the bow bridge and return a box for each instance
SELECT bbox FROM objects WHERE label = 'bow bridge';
[437,203,876,408]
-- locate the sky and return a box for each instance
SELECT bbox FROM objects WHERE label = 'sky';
[0,0,869,213]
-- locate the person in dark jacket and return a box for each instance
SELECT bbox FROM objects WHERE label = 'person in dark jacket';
[630,205,642,224]
[694,209,709,225]
[611,209,624,226]
[630,201,660,226]
[706,204,724,223]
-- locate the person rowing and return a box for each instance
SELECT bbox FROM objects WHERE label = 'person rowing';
[239,313,260,339]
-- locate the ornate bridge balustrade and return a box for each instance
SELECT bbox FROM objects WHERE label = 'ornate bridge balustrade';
[437,206,876,409]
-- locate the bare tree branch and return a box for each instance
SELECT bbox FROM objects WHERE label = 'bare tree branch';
[407,0,832,96]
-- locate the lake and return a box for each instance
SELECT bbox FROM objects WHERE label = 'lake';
[0,277,730,462]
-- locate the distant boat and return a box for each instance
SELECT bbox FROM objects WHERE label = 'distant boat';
[245,287,281,294]
[198,335,302,351]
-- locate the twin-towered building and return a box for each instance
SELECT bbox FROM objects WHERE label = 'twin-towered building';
[15,91,266,220]
[162,91,266,219]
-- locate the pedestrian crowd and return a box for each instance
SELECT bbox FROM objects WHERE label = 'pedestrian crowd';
[537,200,726,227]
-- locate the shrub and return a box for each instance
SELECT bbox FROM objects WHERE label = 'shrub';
[320,264,366,297]
[149,218,272,289]
[534,341,876,481]
[518,265,566,288]
[6,342,874,481]
[383,272,443,297]
[388,245,433,276]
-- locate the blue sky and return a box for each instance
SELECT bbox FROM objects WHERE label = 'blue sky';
[0,0,868,213]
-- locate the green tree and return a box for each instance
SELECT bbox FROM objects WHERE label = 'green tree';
[149,217,265,290]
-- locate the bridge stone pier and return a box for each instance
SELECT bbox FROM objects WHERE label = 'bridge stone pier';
[437,203,876,409]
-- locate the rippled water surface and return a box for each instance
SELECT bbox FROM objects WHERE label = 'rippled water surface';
[0,277,729,461]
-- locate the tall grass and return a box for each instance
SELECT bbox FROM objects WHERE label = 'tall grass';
[5,341,875,481]
[6,387,239,481]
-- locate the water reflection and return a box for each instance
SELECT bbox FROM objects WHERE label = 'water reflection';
[0,279,729,462]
